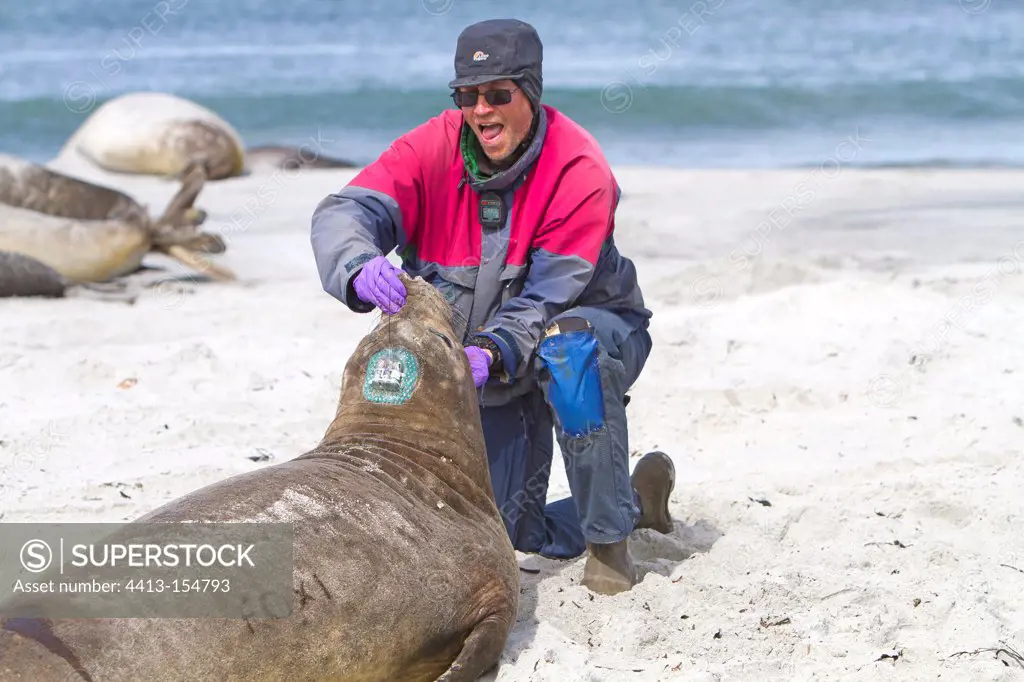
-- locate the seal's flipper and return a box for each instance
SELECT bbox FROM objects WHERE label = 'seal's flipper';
[66,281,139,304]
[150,165,230,270]
[183,206,208,227]
[183,232,226,254]
[154,162,207,232]
[161,244,236,282]
[435,615,509,682]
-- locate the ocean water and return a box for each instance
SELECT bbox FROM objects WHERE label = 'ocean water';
[0,0,1022,168]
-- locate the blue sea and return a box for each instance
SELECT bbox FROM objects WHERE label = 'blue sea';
[0,0,1021,168]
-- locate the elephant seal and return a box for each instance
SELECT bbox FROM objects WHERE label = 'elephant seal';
[0,154,233,283]
[57,92,246,180]
[0,273,519,681]
[245,145,359,172]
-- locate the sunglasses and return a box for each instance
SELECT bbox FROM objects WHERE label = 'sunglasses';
[451,87,519,108]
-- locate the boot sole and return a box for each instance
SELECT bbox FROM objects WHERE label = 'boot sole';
[632,451,675,534]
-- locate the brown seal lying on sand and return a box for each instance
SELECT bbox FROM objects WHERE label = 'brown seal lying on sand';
[0,154,234,288]
[0,273,519,681]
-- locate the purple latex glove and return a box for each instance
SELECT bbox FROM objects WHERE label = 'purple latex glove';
[352,256,406,314]
[464,346,492,388]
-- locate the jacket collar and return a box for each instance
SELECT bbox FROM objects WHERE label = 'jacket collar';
[459,105,547,193]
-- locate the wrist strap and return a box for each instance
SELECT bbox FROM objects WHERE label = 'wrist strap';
[469,335,503,374]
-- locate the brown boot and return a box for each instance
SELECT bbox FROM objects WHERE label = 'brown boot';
[631,451,675,534]
[581,539,637,596]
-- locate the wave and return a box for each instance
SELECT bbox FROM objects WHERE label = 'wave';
[5,75,1023,127]
[0,43,363,64]
[843,159,1024,169]
[2,77,1023,168]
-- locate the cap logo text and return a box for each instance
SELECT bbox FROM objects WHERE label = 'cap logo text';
[472,50,489,61]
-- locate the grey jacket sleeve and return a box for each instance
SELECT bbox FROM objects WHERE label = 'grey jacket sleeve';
[309,186,406,313]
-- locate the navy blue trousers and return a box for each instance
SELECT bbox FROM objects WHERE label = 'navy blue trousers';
[480,307,652,559]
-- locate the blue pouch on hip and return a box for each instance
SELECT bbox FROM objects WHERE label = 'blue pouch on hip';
[537,329,605,437]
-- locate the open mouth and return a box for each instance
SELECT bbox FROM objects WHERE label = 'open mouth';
[479,123,504,144]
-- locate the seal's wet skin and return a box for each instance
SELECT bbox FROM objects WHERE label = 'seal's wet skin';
[0,154,234,288]
[0,273,518,681]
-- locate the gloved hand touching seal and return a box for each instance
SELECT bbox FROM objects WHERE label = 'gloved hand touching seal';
[352,256,406,314]
[464,346,492,388]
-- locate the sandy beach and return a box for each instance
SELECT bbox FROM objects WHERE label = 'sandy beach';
[2,152,1023,680]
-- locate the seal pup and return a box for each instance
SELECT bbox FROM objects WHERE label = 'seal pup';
[0,273,519,681]
[56,92,246,180]
[0,154,233,283]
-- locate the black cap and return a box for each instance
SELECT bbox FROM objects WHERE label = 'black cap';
[448,19,543,100]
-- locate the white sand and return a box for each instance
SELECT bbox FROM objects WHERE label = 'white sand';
[2,155,1023,681]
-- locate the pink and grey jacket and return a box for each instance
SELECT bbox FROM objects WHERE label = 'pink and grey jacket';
[310,104,652,405]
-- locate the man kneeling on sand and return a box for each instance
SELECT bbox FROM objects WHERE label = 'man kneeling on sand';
[310,18,675,595]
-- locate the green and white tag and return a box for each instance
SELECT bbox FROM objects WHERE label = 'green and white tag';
[363,347,419,404]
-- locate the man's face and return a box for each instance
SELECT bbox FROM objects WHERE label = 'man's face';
[457,79,534,163]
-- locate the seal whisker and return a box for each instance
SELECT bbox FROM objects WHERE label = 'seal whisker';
[312,573,333,600]
[295,581,313,610]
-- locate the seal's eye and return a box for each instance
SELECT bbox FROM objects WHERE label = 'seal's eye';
[428,328,454,349]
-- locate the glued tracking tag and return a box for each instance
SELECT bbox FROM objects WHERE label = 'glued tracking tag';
[363,347,419,404]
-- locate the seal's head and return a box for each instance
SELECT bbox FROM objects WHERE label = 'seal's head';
[162,120,246,180]
[323,273,487,478]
